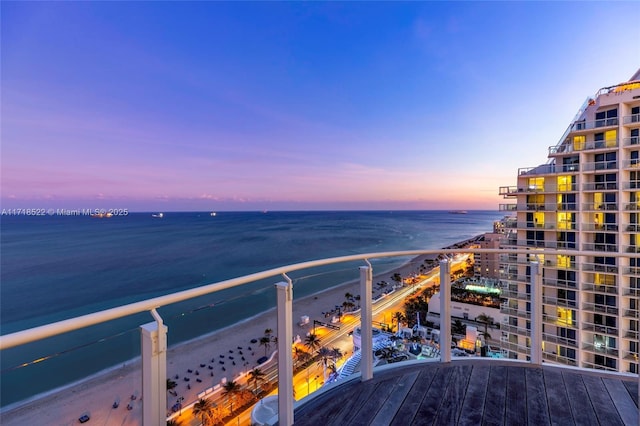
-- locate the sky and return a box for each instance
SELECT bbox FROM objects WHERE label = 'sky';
[2,2,639,212]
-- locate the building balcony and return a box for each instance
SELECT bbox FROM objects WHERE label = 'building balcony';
[583,223,618,231]
[582,263,619,273]
[624,182,640,190]
[542,334,577,348]
[543,278,578,290]
[582,182,619,191]
[499,203,517,212]
[0,248,638,426]
[582,283,618,294]
[624,267,640,276]
[582,323,618,336]
[548,139,619,155]
[581,161,619,172]
[622,158,640,169]
[623,114,640,125]
[582,243,619,253]
[582,302,619,315]
[582,343,619,358]
[583,202,619,211]
[626,204,640,211]
[623,136,640,147]
[570,118,619,131]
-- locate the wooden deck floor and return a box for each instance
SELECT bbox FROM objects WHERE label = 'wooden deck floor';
[294,360,639,426]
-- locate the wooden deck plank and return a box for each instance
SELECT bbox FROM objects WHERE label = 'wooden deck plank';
[543,368,574,426]
[505,365,527,425]
[622,379,639,408]
[560,371,598,426]
[580,374,624,426]
[433,364,473,425]
[325,376,386,426]
[602,377,638,426]
[345,374,401,426]
[370,369,420,426]
[482,365,507,426]
[412,366,454,425]
[295,380,354,424]
[458,365,490,426]
[525,368,550,426]
[294,361,640,426]
[388,366,438,426]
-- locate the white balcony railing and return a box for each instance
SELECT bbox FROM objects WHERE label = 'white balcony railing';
[0,249,638,426]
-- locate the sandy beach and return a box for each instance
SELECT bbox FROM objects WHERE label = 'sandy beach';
[0,249,460,426]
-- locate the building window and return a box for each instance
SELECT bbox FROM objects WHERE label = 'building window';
[595,108,618,127]
[557,175,575,191]
[562,156,579,171]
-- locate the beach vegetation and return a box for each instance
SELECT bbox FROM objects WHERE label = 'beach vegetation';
[192,398,215,425]
[391,273,403,286]
[476,313,494,342]
[304,333,321,353]
[248,368,266,394]
[222,380,242,414]
[392,311,406,332]
[404,296,429,327]
[452,319,467,336]
[342,300,355,312]
[317,347,333,381]
[166,378,178,393]
[259,336,272,357]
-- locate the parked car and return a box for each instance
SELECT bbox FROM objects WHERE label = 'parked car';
[78,414,90,423]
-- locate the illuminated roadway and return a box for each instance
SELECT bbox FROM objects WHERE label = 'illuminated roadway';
[218,255,470,425]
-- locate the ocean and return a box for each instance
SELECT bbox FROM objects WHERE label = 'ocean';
[0,210,502,407]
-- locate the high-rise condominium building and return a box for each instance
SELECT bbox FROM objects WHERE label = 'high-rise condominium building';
[498,69,640,373]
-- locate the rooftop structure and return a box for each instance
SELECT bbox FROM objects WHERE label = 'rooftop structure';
[498,69,640,372]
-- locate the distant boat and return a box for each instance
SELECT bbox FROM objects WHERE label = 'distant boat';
[152,213,164,218]
[91,212,113,218]
[448,210,468,214]
[210,212,217,217]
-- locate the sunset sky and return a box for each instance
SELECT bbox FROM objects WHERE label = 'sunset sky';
[2,2,639,211]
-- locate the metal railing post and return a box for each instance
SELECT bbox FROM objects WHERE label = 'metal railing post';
[360,264,373,381]
[440,259,452,362]
[530,260,543,365]
[140,309,167,426]
[275,280,294,426]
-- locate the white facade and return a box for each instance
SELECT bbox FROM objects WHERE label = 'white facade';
[499,70,640,372]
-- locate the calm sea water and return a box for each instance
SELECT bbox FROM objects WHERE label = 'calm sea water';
[0,210,502,407]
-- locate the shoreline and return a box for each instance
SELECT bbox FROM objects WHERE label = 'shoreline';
[0,237,481,425]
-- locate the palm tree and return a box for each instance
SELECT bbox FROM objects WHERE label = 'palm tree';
[391,272,403,286]
[452,319,466,336]
[166,378,177,393]
[293,346,309,370]
[192,398,214,426]
[248,368,265,395]
[344,292,353,301]
[222,380,242,414]
[331,347,343,365]
[393,311,406,332]
[317,347,333,381]
[304,333,321,353]
[259,336,272,357]
[476,313,494,341]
